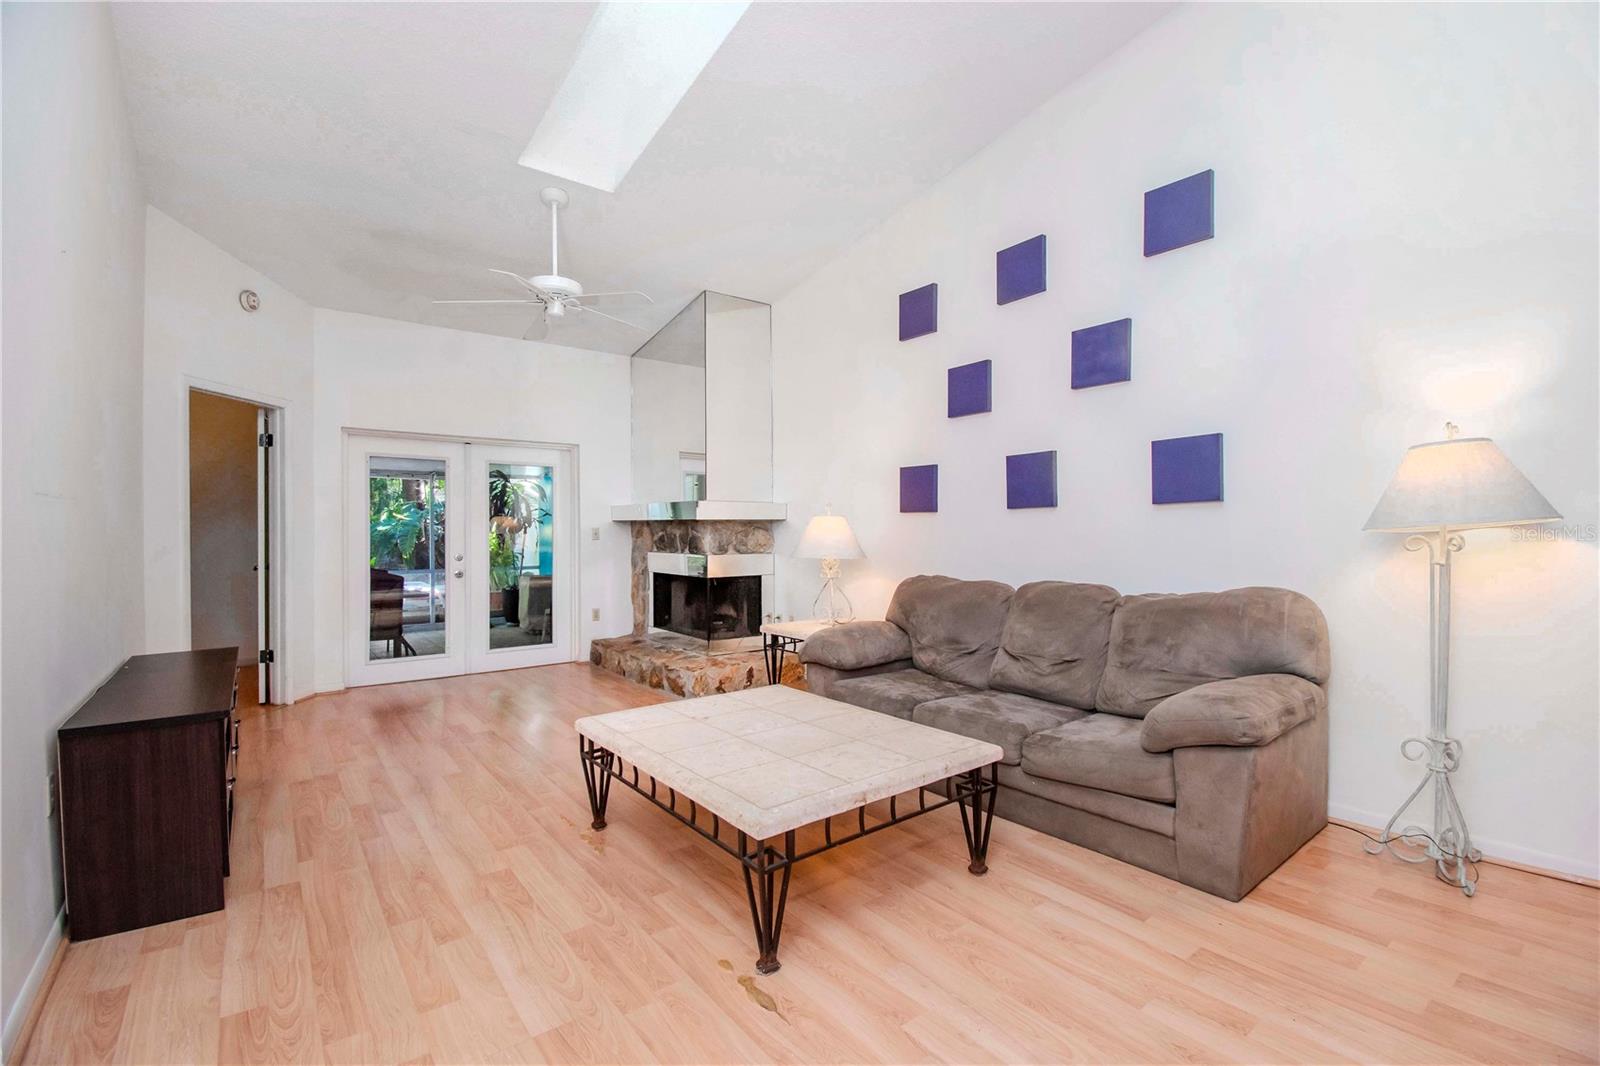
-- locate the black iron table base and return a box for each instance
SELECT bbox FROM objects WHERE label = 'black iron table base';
[762,632,806,685]
[578,736,998,974]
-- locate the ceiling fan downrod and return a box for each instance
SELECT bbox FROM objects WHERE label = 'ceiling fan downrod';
[540,186,568,279]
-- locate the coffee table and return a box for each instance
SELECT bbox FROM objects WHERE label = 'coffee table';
[575,686,1002,973]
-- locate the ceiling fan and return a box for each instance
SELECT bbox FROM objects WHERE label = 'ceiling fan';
[433,186,652,340]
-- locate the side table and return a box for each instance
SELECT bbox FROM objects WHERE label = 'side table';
[759,619,831,685]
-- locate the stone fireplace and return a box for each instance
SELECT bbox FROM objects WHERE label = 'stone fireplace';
[597,291,790,695]
[590,520,799,695]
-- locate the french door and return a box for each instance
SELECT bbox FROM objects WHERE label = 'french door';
[345,433,574,687]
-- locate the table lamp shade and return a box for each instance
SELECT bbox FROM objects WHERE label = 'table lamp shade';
[1364,436,1560,533]
[795,513,863,560]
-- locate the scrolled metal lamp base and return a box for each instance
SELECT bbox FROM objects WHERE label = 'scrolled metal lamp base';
[1363,734,1480,895]
[1365,529,1479,896]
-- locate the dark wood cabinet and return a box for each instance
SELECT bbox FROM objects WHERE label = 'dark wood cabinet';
[57,648,239,940]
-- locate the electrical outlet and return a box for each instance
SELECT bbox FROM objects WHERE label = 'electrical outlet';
[45,771,56,818]
[591,607,600,622]
[590,526,601,542]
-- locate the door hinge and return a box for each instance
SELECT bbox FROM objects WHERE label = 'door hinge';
[258,432,274,447]
[259,649,275,664]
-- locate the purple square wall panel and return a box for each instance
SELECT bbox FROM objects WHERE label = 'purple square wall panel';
[1144,170,1214,257]
[899,283,938,341]
[900,464,939,513]
[1005,451,1057,509]
[947,360,992,418]
[996,235,1046,305]
[1151,433,1224,504]
[1071,318,1132,389]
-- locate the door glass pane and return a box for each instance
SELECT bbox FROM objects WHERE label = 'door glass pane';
[367,457,447,660]
[488,463,554,649]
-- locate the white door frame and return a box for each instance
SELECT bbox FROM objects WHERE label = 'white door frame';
[182,378,290,703]
[342,428,582,688]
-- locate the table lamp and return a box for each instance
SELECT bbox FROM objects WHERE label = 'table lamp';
[1362,423,1560,895]
[794,508,864,624]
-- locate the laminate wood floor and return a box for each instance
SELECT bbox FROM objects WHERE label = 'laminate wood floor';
[18,664,1599,1064]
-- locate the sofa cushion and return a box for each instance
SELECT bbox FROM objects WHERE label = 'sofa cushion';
[1021,714,1175,803]
[800,620,913,671]
[989,581,1120,709]
[1097,587,1330,719]
[1141,674,1326,752]
[997,764,1176,838]
[912,691,1088,765]
[824,668,975,720]
[886,575,1014,689]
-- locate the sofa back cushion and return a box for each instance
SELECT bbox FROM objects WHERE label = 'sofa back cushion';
[1096,586,1330,718]
[988,581,1120,709]
[886,575,1014,689]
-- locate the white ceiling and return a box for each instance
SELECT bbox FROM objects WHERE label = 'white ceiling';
[111,2,1175,355]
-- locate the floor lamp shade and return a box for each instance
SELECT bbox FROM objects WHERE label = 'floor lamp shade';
[1364,436,1560,532]
[794,514,864,560]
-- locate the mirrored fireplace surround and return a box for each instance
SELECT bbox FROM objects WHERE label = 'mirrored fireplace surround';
[645,548,773,653]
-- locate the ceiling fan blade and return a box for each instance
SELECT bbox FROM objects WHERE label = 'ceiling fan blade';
[522,314,550,341]
[432,299,539,305]
[576,304,647,330]
[572,290,655,305]
[488,268,538,292]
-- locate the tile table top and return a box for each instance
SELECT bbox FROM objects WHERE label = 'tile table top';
[757,619,833,641]
[575,686,1002,840]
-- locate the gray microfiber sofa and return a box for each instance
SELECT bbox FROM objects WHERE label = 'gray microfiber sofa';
[800,575,1330,901]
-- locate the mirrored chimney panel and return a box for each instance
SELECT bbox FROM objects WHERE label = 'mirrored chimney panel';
[629,291,772,505]
[631,294,707,504]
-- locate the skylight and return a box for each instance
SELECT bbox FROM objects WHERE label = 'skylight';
[518,2,750,193]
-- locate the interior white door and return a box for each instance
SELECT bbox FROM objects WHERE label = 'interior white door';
[466,443,575,671]
[346,435,467,686]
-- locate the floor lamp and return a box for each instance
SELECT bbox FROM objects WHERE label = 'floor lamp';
[1362,423,1560,895]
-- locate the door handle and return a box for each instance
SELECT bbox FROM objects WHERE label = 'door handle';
[453,569,464,579]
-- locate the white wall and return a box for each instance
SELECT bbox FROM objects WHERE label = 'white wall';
[705,294,774,502]
[143,207,317,698]
[0,2,147,1045]
[311,310,633,693]
[772,3,1599,876]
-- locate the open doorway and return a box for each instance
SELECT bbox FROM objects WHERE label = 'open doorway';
[188,389,276,703]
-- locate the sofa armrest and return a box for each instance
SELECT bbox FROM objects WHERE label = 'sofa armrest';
[1142,674,1324,753]
[799,621,912,671]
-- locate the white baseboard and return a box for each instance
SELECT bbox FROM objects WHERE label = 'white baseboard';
[1327,802,1599,882]
[2,906,65,1062]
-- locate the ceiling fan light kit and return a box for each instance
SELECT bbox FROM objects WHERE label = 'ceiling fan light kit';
[431,184,652,340]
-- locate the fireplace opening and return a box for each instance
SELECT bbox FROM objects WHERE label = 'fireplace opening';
[652,572,762,645]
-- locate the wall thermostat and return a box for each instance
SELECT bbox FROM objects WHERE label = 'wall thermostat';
[239,290,260,312]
